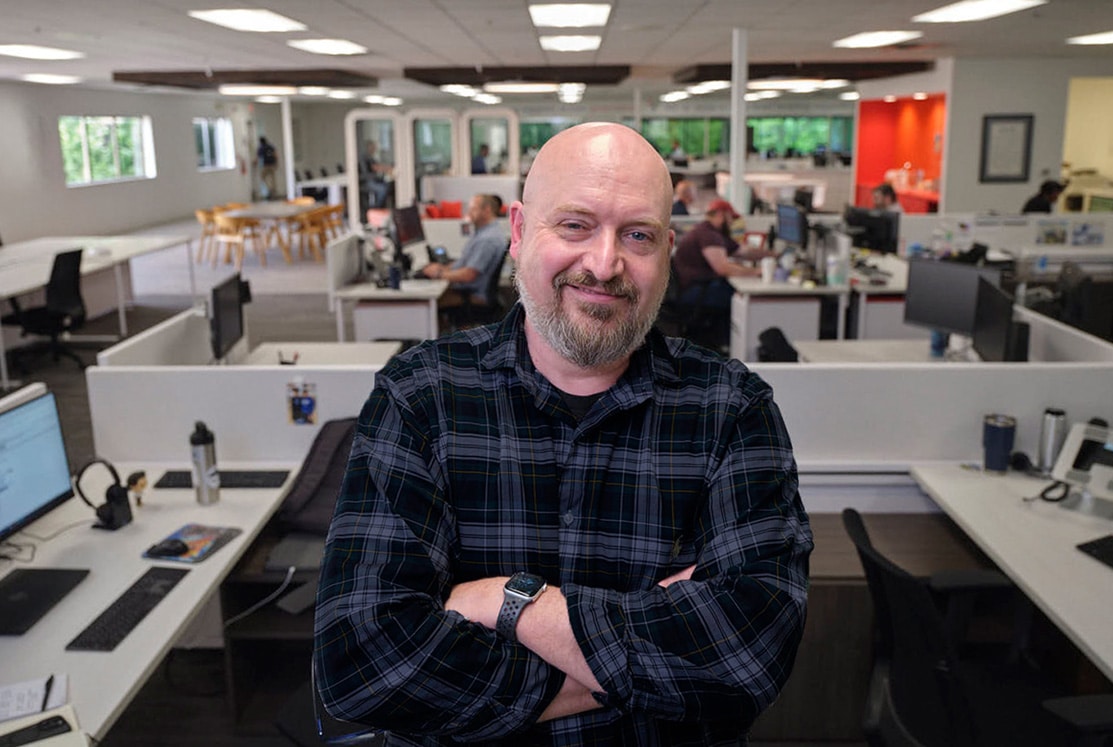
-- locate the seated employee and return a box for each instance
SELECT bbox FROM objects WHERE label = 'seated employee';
[672,179,696,215]
[420,193,507,306]
[1021,180,1065,213]
[672,198,772,310]
[872,182,903,212]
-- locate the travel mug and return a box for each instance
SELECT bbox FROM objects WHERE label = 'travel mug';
[190,421,221,505]
[983,414,1016,473]
[1037,408,1068,475]
[388,265,401,289]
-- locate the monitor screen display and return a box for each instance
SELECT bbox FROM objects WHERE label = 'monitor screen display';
[776,203,807,247]
[0,391,74,543]
[903,259,1002,336]
[843,207,899,254]
[210,273,245,361]
[971,278,1017,362]
[391,205,426,248]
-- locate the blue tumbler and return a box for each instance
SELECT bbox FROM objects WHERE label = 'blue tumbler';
[983,414,1016,473]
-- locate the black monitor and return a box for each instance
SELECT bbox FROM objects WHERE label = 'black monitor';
[391,204,426,248]
[843,206,900,254]
[0,390,74,544]
[776,202,808,249]
[1059,262,1113,340]
[972,278,1026,362]
[793,188,815,212]
[210,273,246,362]
[903,258,1002,336]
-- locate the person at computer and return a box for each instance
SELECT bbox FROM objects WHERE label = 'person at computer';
[668,138,688,166]
[314,122,812,746]
[872,182,903,213]
[1021,180,1065,213]
[672,198,773,310]
[471,143,490,174]
[419,193,507,307]
[672,179,696,215]
[361,141,393,209]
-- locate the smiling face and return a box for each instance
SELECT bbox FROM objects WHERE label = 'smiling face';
[509,123,674,371]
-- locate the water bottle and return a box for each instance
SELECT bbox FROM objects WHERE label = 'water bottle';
[190,421,220,505]
[1037,408,1068,476]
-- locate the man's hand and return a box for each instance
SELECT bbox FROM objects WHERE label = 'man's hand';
[422,263,442,279]
[657,564,696,588]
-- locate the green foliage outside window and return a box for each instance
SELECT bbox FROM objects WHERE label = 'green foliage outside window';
[58,115,154,186]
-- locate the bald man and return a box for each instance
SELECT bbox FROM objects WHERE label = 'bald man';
[315,123,812,746]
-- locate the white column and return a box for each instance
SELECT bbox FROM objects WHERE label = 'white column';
[281,97,295,200]
[632,87,643,132]
[729,28,749,213]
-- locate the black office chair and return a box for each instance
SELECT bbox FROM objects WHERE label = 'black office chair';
[757,326,799,362]
[656,261,729,351]
[320,167,329,178]
[2,248,87,373]
[841,508,1113,747]
[275,657,383,746]
[441,243,511,332]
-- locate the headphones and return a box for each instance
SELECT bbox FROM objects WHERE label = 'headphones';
[74,459,134,530]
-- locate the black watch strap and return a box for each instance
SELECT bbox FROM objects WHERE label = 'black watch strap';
[496,593,530,642]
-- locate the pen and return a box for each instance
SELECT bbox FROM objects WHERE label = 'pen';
[41,674,53,711]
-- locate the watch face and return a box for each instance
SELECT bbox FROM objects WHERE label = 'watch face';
[506,573,545,597]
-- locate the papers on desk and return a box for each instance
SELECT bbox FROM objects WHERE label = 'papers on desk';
[0,674,68,723]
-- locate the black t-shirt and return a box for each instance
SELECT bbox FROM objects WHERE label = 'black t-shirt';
[258,142,277,167]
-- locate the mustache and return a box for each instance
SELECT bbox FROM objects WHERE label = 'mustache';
[553,270,638,301]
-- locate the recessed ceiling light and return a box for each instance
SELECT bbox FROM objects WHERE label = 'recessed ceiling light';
[0,44,84,60]
[255,96,283,103]
[364,95,385,104]
[188,9,306,32]
[287,39,367,55]
[1067,30,1113,45]
[472,93,503,105]
[833,31,923,48]
[218,84,297,96]
[327,90,355,99]
[749,78,844,91]
[558,82,586,103]
[743,92,765,102]
[21,73,82,85]
[687,80,732,95]
[484,81,561,94]
[440,84,480,97]
[912,0,1046,23]
[380,97,403,107]
[839,91,861,101]
[298,86,330,96]
[529,4,611,28]
[539,35,601,52]
[659,91,690,103]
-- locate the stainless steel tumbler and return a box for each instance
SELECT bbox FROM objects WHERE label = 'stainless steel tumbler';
[1037,408,1068,475]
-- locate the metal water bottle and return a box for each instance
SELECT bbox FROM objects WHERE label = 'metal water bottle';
[1037,408,1068,476]
[190,421,221,505]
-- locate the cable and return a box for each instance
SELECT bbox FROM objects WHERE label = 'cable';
[222,566,297,629]
[1,540,34,563]
[20,519,93,543]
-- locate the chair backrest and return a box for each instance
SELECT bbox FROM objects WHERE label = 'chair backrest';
[841,508,977,747]
[45,249,85,322]
[483,243,509,309]
[757,327,799,362]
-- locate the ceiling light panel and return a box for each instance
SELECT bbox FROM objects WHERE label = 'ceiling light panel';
[0,44,84,60]
[484,82,560,94]
[22,73,82,85]
[188,9,306,32]
[287,39,367,55]
[539,35,602,52]
[833,31,924,48]
[218,84,297,96]
[912,0,1047,23]
[529,4,611,28]
[1067,31,1113,45]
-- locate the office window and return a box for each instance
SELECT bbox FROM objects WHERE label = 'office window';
[749,116,853,157]
[193,117,235,170]
[58,115,157,186]
[642,118,730,160]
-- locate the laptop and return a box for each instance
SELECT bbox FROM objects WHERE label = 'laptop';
[0,568,89,635]
[265,533,326,572]
[426,245,450,265]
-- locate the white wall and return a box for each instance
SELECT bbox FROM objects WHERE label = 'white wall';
[943,57,1113,214]
[1063,77,1113,179]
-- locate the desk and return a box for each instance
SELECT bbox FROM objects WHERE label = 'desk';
[0,461,295,740]
[242,341,401,366]
[295,174,347,206]
[728,276,847,361]
[333,279,448,342]
[912,464,1113,682]
[795,338,939,363]
[0,235,193,391]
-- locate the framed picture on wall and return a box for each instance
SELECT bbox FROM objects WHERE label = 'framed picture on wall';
[979,114,1033,183]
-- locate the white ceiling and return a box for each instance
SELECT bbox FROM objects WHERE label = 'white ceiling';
[3,0,1113,106]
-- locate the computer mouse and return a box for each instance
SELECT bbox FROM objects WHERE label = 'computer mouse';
[147,538,190,557]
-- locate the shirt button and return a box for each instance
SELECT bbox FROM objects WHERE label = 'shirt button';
[562,511,575,526]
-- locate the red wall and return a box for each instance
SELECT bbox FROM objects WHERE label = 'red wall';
[854,94,946,208]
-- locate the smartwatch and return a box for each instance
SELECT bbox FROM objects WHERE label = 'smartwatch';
[496,572,547,642]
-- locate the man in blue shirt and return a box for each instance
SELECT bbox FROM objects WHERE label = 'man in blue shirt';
[420,193,507,306]
[315,123,812,746]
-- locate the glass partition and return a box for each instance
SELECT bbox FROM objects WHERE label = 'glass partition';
[411,113,456,202]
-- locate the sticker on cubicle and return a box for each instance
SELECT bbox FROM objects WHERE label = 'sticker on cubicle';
[1071,222,1104,246]
[287,379,317,425]
[1035,219,1067,245]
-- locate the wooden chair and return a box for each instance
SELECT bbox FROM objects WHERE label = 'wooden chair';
[194,209,217,265]
[289,206,330,262]
[324,204,346,241]
[212,213,266,271]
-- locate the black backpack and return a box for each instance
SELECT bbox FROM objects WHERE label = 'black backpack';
[276,418,357,536]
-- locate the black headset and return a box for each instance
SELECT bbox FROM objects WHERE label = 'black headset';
[74,458,133,530]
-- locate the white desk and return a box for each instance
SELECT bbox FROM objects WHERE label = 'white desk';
[242,341,401,366]
[0,235,193,391]
[795,338,940,363]
[728,276,848,362]
[0,461,295,741]
[911,464,1113,682]
[295,174,347,206]
[333,279,448,342]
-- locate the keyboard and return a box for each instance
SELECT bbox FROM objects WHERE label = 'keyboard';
[154,469,290,490]
[66,566,189,651]
[0,714,72,747]
[1077,534,1113,570]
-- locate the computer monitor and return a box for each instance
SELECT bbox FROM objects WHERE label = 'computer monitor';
[776,202,808,249]
[1052,421,1113,503]
[843,206,900,254]
[0,390,74,544]
[210,273,246,362]
[971,278,1026,362]
[903,258,1002,336]
[793,188,815,212]
[391,204,426,249]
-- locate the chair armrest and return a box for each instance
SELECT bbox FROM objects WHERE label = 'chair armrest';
[1043,694,1113,735]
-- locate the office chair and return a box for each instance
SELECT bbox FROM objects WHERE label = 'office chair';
[657,261,729,351]
[2,248,87,373]
[441,243,510,332]
[841,508,1113,747]
[756,327,799,362]
[275,657,383,746]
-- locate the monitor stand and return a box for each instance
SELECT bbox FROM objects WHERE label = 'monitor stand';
[0,568,89,635]
[1059,491,1113,521]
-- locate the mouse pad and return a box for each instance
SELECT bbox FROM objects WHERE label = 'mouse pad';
[143,524,242,563]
